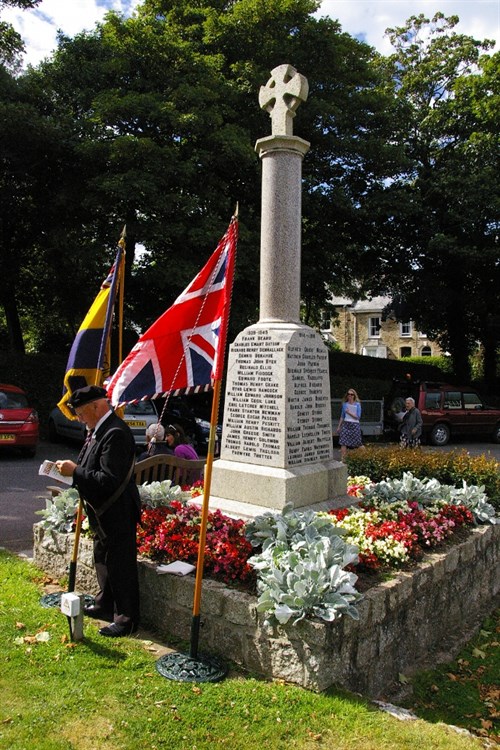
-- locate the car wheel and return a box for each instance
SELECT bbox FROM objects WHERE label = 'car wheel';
[429,423,450,446]
[493,424,500,444]
[48,419,60,443]
[22,447,36,457]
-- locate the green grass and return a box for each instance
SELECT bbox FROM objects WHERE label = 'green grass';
[0,550,492,750]
[403,610,500,744]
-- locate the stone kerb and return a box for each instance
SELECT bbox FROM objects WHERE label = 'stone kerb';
[33,522,500,699]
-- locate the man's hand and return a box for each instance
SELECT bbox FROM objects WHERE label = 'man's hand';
[55,460,77,477]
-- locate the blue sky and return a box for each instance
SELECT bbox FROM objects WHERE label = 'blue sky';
[4,0,499,66]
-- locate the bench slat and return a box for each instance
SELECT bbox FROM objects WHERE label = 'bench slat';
[133,454,205,487]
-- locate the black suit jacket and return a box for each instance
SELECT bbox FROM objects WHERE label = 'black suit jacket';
[73,411,140,537]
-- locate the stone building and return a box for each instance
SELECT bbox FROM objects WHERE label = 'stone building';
[323,296,443,360]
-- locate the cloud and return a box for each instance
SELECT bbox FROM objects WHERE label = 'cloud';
[2,0,142,66]
[318,0,499,56]
[3,0,498,68]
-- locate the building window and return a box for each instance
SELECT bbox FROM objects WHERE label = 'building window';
[400,346,412,358]
[400,322,412,337]
[369,317,381,337]
[421,345,432,356]
[320,311,331,330]
[362,345,387,358]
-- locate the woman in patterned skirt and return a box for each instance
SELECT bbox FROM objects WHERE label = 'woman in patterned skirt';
[399,397,423,448]
[336,388,363,461]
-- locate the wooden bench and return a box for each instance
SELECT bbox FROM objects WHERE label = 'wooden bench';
[133,454,205,486]
[48,454,205,498]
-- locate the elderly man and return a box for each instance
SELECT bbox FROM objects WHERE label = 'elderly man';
[56,385,141,637]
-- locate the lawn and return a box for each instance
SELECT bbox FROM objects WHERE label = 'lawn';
[1,550,496,750]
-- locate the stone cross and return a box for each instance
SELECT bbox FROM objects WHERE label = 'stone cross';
[258,64,309,136]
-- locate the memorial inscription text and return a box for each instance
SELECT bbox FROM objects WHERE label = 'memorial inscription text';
[222,327,332,467]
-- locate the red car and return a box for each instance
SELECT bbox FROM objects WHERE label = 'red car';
[0,383,39,456]
[385,379,500,446]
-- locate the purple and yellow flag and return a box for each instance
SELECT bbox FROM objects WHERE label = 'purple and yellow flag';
[58,242,124,419]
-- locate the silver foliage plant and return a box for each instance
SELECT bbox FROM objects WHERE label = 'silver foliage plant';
[36,488,80,535]
[361,471,498,525]
[137,480,191,508]
[245,503,362,626]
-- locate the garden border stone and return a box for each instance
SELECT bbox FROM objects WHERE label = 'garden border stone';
[33,522,500,699]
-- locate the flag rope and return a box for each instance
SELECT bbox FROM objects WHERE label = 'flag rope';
[156,215,237,424]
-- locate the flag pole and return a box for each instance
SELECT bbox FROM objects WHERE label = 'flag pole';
[154,209,237,682]
[67,500,84,593]
[190,376,223,658]
[118,226,126,366]
[67,231,126,628]
[190,206,238,656]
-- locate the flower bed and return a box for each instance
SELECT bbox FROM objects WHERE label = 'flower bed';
[137,502,255,587]
[33,521,500,699]
[37,472,498,628]
[345,446,500,511]
[327,474,479,572]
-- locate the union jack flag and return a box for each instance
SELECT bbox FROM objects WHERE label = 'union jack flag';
[106,216,237,407]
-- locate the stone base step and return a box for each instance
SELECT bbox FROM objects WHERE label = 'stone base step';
[188,493,359,520]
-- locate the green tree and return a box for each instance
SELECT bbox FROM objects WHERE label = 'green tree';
[7,0,398,353]
[374,13,499,383]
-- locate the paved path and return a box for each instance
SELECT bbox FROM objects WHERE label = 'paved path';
[0,439,80,557]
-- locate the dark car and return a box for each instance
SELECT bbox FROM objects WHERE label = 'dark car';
[0,383,39,456]
[49,401,159,449]
[384,378,500,446]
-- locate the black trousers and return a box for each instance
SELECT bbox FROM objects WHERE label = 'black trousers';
[93,529,140,627]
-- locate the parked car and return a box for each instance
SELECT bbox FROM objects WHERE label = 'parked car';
[0,383,39,456]
[384,379,500,446]
[49,400,159,449]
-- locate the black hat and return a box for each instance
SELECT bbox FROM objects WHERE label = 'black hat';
[68,385,108,412]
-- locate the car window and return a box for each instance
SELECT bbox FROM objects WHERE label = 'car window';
[0,391,28,409]
[443,391,462,409]
[463,392,483,410]
[425,392,441,409]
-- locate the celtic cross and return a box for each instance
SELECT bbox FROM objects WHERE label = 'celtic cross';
[258,64,309,136]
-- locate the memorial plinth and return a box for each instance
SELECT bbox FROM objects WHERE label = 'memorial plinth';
[211,323,346,509]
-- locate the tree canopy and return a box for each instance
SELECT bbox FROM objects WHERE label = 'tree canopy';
[0,3,498,385]
[370,13,499,382]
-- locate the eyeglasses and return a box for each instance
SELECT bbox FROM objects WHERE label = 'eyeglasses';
[347,392,355,396]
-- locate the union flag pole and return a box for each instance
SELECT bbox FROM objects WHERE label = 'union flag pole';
[155,209,238,683]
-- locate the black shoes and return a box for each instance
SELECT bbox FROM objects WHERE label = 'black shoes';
[98,622,139,638]
[83,605,113,621]
[84,605,138,637]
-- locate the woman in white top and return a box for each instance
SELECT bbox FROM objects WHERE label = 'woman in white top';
[336,388,363,461]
